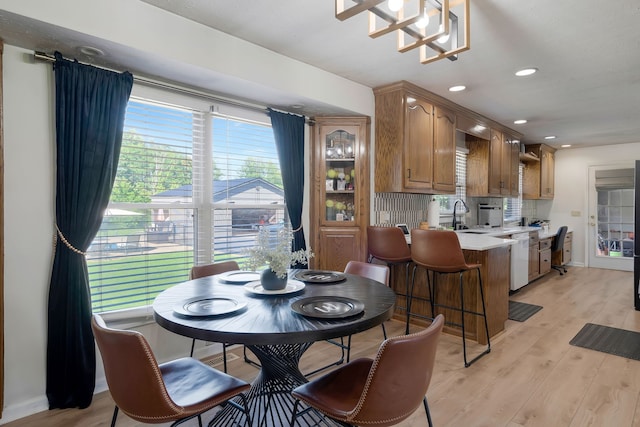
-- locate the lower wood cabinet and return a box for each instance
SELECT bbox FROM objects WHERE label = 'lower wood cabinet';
[539,238,552,276]
[315,228,363,272]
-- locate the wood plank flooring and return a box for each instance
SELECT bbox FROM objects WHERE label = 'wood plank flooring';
[6,266,640,427]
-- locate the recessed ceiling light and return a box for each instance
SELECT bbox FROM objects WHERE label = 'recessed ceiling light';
[513,119,528,125]
[515,68,538,77]
[561,144,571,148]
[544,135,556,140]
[78,46,105,57]
[449,85,466,92]
[291,104,304,109]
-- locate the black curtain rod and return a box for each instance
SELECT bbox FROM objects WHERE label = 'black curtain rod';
[33,51,311,123]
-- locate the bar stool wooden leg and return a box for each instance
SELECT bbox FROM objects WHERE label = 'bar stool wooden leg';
[406,265,434,335]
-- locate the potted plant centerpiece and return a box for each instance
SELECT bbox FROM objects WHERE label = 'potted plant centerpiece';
[245,225,313,290]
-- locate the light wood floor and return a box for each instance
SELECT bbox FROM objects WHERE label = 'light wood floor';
[7,266,640,427]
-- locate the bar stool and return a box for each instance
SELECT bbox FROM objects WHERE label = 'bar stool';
[409,228,491,367]
[367,226,413,334]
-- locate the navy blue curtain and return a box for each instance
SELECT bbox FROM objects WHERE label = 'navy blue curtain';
[47,52,133,409]
[269,109,308,261]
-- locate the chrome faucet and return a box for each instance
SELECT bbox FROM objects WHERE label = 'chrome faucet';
[452,199,470,230]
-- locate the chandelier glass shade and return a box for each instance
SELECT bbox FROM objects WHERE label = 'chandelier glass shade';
[335,0,470,64]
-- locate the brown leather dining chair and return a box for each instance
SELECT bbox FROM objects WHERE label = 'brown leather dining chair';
[306,261,391,377]
[367,226,413,334]
[291,314,444,427]
[91,314,251,427]
[409,229,490,367]
[189,260,240,281]
[188,260,244,372]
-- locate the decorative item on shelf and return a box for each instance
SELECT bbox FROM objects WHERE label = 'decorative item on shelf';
[335,0,470,65]
[244,226,314,290]
[326,179,336,191]
[326,199,336,220]
[344,140,355,158]
[336,172,347,190]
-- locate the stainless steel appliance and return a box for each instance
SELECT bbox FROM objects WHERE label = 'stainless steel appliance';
[477,204,503,228]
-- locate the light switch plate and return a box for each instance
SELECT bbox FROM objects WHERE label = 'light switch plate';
[379,211,390,223]
[571,210,581,217]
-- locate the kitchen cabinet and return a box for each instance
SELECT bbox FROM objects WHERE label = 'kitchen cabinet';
[539,237,552,275]
[374,83,455,194]
[523,143,556,199]
[466,129,520,197]
[552,231,573,266]
[528,233,552,281]
[310,116,370,271]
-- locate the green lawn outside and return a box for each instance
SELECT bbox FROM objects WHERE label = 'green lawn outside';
[88,250,242,312]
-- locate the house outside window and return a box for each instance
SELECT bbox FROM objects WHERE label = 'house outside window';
[88,88,285,313]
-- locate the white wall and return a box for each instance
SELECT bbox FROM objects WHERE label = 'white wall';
[549,143,640,268]
[0,2,374,420]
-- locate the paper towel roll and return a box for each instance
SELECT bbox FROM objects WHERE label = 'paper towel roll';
[427,199,440,228]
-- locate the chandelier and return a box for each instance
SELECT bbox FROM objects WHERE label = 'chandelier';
[335,0,470,64]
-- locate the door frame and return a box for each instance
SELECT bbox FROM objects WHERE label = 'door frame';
[587,163,633,271]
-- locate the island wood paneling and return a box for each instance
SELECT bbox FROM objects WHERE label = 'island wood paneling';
[390,245,510,345]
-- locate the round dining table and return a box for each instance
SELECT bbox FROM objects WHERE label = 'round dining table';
[153,269,396,426]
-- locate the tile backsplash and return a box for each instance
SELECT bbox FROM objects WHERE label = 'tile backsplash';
[373,193,430,228]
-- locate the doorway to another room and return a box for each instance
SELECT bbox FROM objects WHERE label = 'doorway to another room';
[588,165,634,271]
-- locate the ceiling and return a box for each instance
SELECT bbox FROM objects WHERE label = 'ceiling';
[2,1,640,150]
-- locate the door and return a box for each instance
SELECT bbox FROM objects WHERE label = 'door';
[404,97,433,190]
[587,164,634,271]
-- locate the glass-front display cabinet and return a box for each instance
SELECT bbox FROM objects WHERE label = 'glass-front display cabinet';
[311,117,370,271]
[323,128,357,223]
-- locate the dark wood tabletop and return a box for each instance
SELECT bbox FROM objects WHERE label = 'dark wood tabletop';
[152,269,396,346]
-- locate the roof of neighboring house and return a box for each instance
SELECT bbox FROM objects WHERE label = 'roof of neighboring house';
[153,177,284,202]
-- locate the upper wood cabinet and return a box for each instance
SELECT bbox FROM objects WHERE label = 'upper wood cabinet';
[310,116,370,271]
[522,143,556,199]
[467,129,520,197]
[374,85,455,194]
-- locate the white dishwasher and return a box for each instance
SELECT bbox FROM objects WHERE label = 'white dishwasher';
[510,232,530,291]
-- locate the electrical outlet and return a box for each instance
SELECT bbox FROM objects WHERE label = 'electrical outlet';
[379,211,390,223]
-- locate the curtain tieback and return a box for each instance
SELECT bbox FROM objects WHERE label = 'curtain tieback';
[292,224,303,233]
[55,223,86,256]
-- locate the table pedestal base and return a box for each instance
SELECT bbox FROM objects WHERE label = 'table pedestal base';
[210,342,341,426]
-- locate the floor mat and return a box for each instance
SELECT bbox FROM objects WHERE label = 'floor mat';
[508,300,543,322]
[570,323,640,361]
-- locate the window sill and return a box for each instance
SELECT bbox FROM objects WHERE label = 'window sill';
[98,306,156,329]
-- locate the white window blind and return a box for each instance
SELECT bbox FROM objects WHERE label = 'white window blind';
[504,164,523,223]
[435,148,467,219]
[88,94,285,313]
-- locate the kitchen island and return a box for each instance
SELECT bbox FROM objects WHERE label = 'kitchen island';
[391,232,514,345]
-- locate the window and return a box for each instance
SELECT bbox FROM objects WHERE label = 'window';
[88,88,285,313]
[434,148,467,224]
[503,164,523,224]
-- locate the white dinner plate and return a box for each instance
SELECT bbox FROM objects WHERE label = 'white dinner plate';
[243,280,306,295]
[217,270,261,284]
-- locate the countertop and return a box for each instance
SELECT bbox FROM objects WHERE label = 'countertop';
[405,226,565,251]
